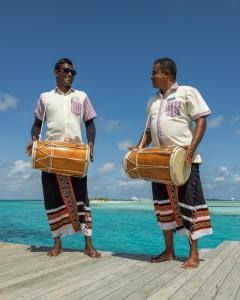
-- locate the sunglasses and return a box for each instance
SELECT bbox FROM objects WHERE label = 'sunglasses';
[58,67,77,76]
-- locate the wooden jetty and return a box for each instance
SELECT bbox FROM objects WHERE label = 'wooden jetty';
[0,241,239,299]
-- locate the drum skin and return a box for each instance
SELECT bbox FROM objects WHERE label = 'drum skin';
[32,140,89,177]
[124,147,191,186]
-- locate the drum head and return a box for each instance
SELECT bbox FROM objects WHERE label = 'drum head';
[170,147,191,186]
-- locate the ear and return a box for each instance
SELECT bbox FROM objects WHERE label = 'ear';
[163,70,170,77]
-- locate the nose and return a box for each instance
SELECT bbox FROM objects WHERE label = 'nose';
[66,70,73,76]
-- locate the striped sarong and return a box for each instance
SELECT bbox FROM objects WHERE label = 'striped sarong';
[152,164,212,240]
[41,172,92,237]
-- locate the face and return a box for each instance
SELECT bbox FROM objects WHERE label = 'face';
[150,63,168,89]
[55,63,76,88]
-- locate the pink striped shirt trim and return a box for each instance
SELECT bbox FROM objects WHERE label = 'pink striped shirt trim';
[34,96,45,121]
[192,110,212,120]
[71,98,81,115]
[83,96,97,122]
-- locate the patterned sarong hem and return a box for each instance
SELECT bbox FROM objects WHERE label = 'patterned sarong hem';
[152,164,213,240]
[51,223,92,237]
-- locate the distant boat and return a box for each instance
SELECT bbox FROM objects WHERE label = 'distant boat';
[130,196,138,201]
[231,197,235,201]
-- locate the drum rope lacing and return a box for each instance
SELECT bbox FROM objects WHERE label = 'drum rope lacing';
[130,104,171,180]
[33,145,87,176]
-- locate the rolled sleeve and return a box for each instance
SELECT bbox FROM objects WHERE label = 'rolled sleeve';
[83,96,97,122]
[186,87,212,120]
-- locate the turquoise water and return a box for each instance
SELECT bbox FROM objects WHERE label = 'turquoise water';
[0,200,239,257]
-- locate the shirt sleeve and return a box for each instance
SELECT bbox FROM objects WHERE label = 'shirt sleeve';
[146,98,153,132]
[186,87,212,120]
[83,96,97,122]
[34,95,45,121]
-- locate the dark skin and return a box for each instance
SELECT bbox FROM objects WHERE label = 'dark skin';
[26,63,100,258]
[130,63,207,268]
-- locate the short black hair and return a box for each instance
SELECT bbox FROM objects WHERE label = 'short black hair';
[54,58,73,70]
[154,58,177,80]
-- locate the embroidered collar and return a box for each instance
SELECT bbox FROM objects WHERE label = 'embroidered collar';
[55,87,75,96]
[157,82,179,98]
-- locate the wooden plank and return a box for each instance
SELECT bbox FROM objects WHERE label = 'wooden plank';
[0,251,102,283]
[202,241,231,259]
[32,256,147,299]
[79,260,179,300]
[146,241,236,300]
[0,251,112,292]
[0,242,29,250]
[190,242,240,300]
[234,287,240,300]
[54,257,162,300]
[165,241,239,300]
[212,244,240,300]
[1,242,240,300]
[1,254,124,299]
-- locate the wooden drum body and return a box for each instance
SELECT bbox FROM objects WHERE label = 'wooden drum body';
[124,146,191,186]
[32,140,89,177]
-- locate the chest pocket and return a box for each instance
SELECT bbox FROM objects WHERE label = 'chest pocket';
[71,98,81,116]
[166,101,181,117]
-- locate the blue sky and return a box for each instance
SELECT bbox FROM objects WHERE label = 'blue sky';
[0,0,240,200]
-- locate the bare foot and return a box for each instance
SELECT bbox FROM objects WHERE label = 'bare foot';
[181,253,199,269]
[47,237,62,257]
[47,248,63,257]
[151,250,176,263]
[84,247,101,258]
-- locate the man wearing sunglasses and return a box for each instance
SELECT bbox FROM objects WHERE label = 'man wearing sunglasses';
[26,58,100,258]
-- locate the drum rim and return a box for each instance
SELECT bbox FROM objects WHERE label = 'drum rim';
[169,146,191,186]
[123,151,132,178]
[31,140,38,168]
[83,144,90,177]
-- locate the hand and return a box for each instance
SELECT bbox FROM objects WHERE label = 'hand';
[128,146,138,151]
[26,136,36,156]
[183,145,195,167]
[128,143,146,151]
[88,142,94,162]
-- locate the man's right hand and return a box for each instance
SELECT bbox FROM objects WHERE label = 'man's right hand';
[26,136,36,156]
[128,144,145,151]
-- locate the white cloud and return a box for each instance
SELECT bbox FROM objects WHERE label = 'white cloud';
[234,175,240,183]
[213,177,225,182]
[8,160,31,177]
[7,160,33,191]
[0,160,42,198]
[208,115,223,128]
[117,139,132,152]
[98,162,116,175]
[97,116,122,132]
[203,183,216,191]
[0,94,18,112]
[116,179,146,187]
[219,166,229,176]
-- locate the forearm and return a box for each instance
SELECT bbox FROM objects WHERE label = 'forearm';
[31,117,42,140]
[85,119,96,144]
[190,117,207,151]
[138,130,152,148]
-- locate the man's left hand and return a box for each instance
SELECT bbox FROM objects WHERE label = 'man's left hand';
[88,142,94,162]
[184,145,195,167]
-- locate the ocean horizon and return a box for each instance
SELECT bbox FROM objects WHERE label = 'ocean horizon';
[0,199,239,257]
